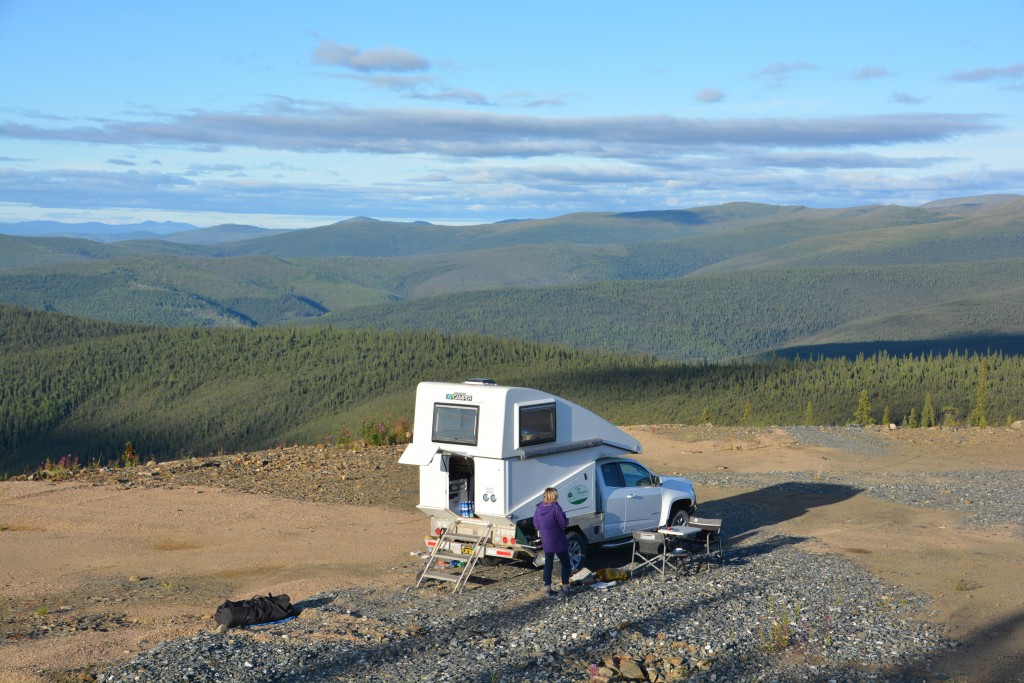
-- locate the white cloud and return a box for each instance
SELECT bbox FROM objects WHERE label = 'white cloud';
[312,40,430,73]
[4,159,1020,224]
[695,88,725,103]
[0,106,998,158]
[852,66,895,80]
[944,63,1024,82]
[405,88,493,106]
[752,61,819,87]
[891,91,927,104]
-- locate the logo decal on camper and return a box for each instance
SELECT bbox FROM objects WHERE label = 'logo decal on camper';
[566,484,589,506]
[446,392,473,401]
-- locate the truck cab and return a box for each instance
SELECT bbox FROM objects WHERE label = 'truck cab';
[399,380,697,569]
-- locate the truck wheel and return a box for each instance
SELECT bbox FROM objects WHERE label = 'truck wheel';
[670,507,691,528]
[565,531,587,571]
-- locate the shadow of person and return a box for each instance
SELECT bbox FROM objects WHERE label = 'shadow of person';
[917,608,1024,683]
[294,595,336,611]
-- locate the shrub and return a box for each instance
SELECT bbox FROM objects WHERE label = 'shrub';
[357,415,411,446]
[38,454,79,480]
[122,441,140,468]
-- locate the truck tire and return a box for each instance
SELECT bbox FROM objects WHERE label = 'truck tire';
[565,530,587,572]
[670,507,691,528]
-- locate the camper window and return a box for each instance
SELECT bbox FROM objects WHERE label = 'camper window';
[432,404,479,445]
[518,403,556,446]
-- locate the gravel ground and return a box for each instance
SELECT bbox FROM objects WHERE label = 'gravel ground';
[20,430,1020,682]
[687,469,1024,531]
[785,427,896,457]
[98,547,951,683]
[95,492,957,683]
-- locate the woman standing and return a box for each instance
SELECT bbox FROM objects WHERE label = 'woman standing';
[533,487,572,596]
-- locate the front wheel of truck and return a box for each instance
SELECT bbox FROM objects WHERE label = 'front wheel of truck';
[670,506,691,528]
[565,530,587,572]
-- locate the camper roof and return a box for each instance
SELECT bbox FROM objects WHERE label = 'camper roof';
[399,381,641,465]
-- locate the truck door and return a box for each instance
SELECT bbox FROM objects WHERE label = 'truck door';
[600,462,628,538]
[600,461,662,538]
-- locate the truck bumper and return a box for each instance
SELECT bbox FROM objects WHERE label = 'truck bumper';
[426,516,538,561]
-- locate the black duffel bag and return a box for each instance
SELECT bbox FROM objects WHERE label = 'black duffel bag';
[214,593,299,628]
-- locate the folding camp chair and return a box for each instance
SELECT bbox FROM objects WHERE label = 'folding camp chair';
[630,530,688,578]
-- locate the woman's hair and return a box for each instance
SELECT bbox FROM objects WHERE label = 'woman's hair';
[543,487,558,503]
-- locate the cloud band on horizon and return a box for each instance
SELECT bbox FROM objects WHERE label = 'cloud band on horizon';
[0,107,1000,158]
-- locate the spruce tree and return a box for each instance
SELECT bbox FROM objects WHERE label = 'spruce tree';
[804,401,814,426]
[967,357,989,427]
[907,407,918,428]
[943,405,959,428]
[921,392,936,428]
[853,390,873,426]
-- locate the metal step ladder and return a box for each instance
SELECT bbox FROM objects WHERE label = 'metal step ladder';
[416,524,491,593]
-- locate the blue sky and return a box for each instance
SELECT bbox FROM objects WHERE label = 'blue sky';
[1,1,1022,228]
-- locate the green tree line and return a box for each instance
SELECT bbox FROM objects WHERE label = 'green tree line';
[2,305,1022,475]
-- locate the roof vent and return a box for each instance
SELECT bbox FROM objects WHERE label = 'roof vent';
[464,378,497,385]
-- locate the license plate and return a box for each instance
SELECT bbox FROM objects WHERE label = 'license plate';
[461,546,475,555]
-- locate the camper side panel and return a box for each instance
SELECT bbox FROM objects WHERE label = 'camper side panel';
[505,453,598,524]
[472,457,506,518]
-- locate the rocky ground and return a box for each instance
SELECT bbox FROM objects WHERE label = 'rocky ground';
[40,442,418,508]
[2,425,1022,682]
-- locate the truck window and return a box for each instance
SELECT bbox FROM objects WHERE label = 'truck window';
[432,404,479,445]
[620,462,653,487]
[600,462,625,488]
[518,403,556,446]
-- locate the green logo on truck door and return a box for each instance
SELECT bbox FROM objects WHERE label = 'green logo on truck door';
[566,484,589,506]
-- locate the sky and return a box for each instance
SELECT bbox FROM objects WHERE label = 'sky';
[1,1,1023,229]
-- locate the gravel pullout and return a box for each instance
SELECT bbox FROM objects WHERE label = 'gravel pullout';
[98,515,954,682]
[687,469,1024,531]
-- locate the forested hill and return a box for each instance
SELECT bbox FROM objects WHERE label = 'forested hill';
[316,261,1024,360]
[3,305,1022,476]
[1,195,1022,361]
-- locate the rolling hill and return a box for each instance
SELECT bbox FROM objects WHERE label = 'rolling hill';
[1,195,1022,360]
[313,260,1024,360]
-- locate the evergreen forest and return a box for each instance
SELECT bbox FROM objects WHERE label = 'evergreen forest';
[3,304,1021,477]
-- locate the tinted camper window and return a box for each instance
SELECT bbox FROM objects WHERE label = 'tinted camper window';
[432,404,479,445]
[519,403,556,446]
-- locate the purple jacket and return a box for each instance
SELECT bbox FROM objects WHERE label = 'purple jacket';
[533,501,568,553]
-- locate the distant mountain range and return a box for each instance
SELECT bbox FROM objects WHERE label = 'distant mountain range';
[0,220,290,244]
[1,194,1022,361]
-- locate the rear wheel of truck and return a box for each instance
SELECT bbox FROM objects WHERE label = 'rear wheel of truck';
[565,530,587,571]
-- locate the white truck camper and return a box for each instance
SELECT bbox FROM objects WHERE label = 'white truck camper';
[399,380,697,576]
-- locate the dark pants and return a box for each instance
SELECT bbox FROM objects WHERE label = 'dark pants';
[543,550,570,587]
